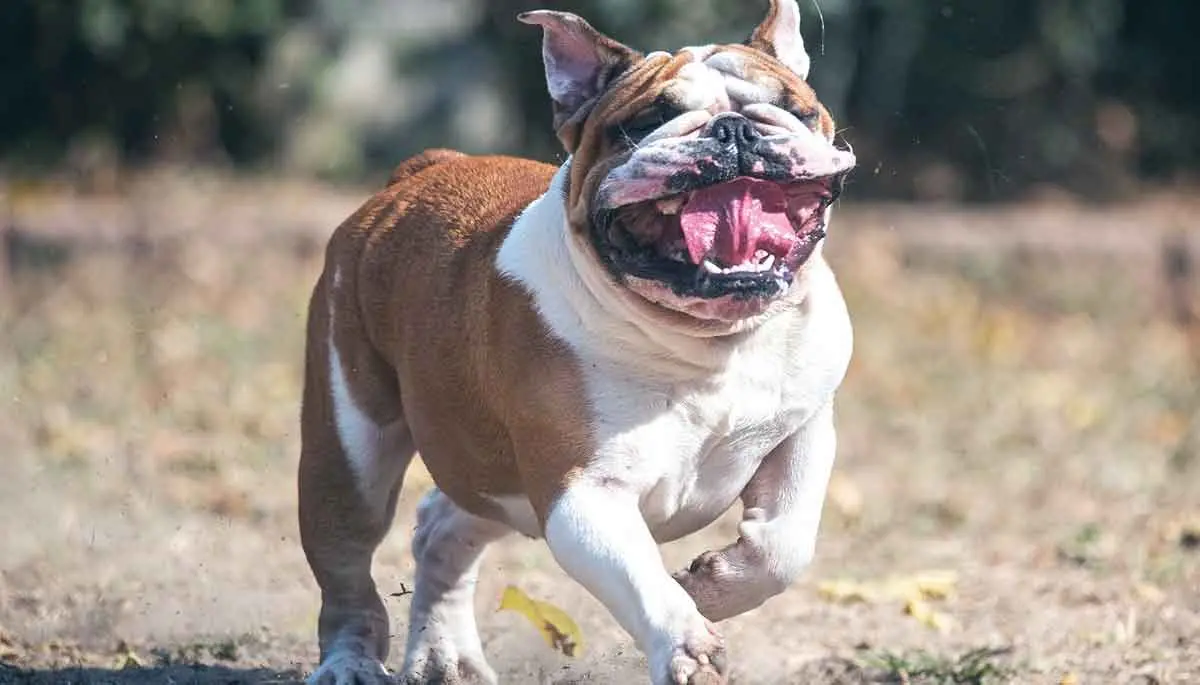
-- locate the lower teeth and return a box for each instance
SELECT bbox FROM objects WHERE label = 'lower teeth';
[700,254,778,275]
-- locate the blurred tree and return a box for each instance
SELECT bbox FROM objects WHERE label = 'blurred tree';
[0,0,1196,202]
[0,0,310,179]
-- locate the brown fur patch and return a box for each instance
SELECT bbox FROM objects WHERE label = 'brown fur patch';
[305,153,594,527]
[386,148,466,187]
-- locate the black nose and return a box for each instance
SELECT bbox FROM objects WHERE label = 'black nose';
[707,114,759,147]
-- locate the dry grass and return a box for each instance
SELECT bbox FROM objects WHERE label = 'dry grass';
[0,176,1197,683]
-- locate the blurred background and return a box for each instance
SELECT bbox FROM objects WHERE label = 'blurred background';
[1,0,1198,199]
[1,1,1198,683]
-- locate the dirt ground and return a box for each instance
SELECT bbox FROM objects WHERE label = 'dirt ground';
[1,173,1198,684]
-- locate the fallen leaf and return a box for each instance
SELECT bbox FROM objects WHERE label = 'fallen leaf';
[113,641,144,670]
[0,627,21,661]
[901,570,958,602]
[817,578,874,604]
[904,597,954,632]
[819,571,957,632]
[817,570,958,605]
[1059,672,1079,685]
[497,585,583,657]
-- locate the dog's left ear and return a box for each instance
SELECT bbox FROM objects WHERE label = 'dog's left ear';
[747,0,811,80]
[519,10,641,149]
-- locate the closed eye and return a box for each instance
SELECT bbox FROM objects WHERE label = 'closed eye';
[612,102,686,145]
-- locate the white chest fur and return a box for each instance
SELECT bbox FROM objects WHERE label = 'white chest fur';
[581,307,847,541]
[495,165,852,540]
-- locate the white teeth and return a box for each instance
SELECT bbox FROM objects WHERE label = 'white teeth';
[700,255,780,275]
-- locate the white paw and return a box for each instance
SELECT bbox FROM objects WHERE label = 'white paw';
[400,645,496,685]
[307,652,393,685]
[653,618,728,685]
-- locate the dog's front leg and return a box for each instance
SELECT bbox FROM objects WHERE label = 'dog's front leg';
[544,483,728,685]
[674,403,838,622]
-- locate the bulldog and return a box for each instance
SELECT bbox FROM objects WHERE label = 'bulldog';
[298,1,856,683]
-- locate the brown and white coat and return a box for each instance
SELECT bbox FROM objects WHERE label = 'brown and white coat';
[298,2,856,683]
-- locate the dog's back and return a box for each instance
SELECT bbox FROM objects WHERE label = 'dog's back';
[384,148,466,187]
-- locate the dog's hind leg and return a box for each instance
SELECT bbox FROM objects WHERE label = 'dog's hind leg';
[398,488,509,684]
[300,269,414,684]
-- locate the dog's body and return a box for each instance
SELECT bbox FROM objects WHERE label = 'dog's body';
[299,3,856,683]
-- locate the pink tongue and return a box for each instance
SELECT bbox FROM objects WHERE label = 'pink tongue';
[679,178,798,266]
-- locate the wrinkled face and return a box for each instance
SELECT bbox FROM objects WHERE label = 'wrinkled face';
[523,1,856,322]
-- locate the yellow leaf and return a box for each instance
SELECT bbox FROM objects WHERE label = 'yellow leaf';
[497,585,583,657]
[817,578,875,604]
[1059,672,1079,685]
[900,570,958,602]
[904,597,954,632]
[113,642,144,670]
[817,570,957,605]
[0,628,20,661]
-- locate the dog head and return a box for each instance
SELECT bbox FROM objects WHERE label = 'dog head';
[521,0,855,324]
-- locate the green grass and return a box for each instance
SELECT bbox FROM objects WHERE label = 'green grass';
[862,647,1017,684]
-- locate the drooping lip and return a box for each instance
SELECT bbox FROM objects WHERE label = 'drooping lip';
[591,172,844,301]
[596,139,856,212]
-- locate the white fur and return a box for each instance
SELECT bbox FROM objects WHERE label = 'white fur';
[596,51,854,211]
[483,494,541,539]
[327,289,409,520]
[401,489,508,683]
[496,169,851,540]
[496,164,852,680]
[762,0,811,80]
[328,341,391,514]
[681,44,716,61]
[677,403,839,621]
[544,485,722,683]
[316,7,839,683]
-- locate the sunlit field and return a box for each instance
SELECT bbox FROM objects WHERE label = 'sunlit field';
[1,174,1197,683]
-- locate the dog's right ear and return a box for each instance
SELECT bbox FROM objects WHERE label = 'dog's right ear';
[519,10,641,149]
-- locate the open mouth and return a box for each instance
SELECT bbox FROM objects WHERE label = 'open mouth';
[594,175,843,300]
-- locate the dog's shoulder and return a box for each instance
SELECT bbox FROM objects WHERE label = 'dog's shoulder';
[379,151,557,244]
[385,148,467,187]
[385,149,557,200]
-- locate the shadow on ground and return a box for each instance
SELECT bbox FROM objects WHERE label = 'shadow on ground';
[0,664,304,685]
[0,659,877,684]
